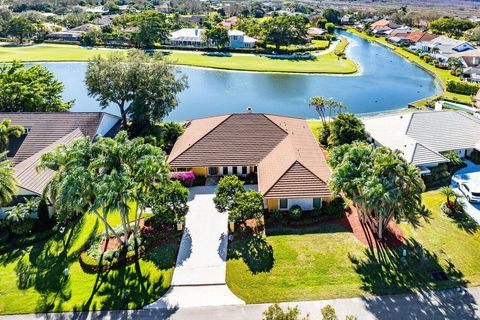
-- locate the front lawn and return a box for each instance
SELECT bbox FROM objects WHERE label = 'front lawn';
[226,190,480,303]
[0,212,178,315]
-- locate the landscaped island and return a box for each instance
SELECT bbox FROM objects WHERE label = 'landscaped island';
[0,39,358,74]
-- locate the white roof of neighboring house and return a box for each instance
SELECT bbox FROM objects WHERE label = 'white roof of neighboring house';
[362,110,480,166]
[170,28,205,41]
[228,29,244,36]
[243,35,257,43]
[426,36,473,49]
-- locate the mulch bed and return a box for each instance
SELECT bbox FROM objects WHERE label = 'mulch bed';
[262,206,405,249]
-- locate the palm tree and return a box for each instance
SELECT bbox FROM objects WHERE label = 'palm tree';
[0,119,24,153]
[309,96,346,126]
[0,153,17,206]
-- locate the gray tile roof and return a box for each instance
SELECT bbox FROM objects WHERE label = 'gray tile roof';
[363,110,480,166]
[406,111,480,152]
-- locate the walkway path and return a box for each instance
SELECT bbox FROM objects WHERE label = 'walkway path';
[145,186,244,309]
[2,286,479,319]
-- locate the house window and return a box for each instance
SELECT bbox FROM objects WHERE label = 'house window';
[313,198,322,208]
[232,166,238,175]
[208,167,218,176]
[242,166,247,175]
[254,166,258,173]
[279,199,288,209]
[222,166,228,175]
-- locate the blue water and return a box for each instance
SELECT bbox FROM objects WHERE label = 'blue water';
[40,30,441,121]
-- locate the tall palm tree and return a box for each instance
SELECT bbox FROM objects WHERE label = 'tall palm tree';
[0,119,24,153]
[0,153,17,206]
[309,96,346,126]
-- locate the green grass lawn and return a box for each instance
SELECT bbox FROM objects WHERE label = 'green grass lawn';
[0,42,358,74]
[0,211,178,315]
[226,190,480,303]
[307,119,322,141]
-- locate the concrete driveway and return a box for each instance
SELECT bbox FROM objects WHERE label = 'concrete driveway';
[145,186,244,309]
[451,161,480,224]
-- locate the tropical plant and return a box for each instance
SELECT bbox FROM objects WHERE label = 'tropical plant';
[329,142,429,239]
[0,153,17,207]
[327,113,368,147]
[321,305,337,320]
[39,131,171,249]
[214,175,245,213]
[6,16,34,43]
[309,96,346,126]
[85,50,188,135]
[0,119,24,153]
[4,198,40,235]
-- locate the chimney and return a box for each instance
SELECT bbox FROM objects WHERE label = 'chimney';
[246,106,253,113]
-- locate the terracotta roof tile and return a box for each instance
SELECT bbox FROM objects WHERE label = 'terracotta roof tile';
[169,113,332,198]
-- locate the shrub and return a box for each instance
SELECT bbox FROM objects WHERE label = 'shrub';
[193,175,206,186]
[263,303,307,320]
[446,80,480,95]
[214,176,245,212]
[4,199,39,235]
[149,180,189,227]
[441,151,463,166]
[170,170,195,187]
[35,198,52,231]
[322,197,347,219]
[269,209,283,223]
[289,205,303,220]
[321,305,337,320]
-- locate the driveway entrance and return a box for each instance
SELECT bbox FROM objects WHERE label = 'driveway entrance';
[145,186,244,309]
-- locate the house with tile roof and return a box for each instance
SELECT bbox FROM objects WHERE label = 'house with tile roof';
[362,110,480,174]
[167,112,332,211]
[370,19,400,36]
[0,112,121,204]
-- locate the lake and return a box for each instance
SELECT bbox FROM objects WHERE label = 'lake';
[41,30,441,121]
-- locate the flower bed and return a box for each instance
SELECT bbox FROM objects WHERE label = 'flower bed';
[79,219,182,273]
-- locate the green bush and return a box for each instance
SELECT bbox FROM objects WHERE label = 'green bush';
[321,305,338,320]
[322,197,347,219]
[289,205,303,220]
[269,209,283,223]
[446,80,480,95]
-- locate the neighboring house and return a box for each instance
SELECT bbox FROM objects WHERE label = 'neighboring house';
[417,36,476,61]
[218,16,238,29]
[167,28,256,49]
[385,26,412,37]
[86,6,109,14]
[46,30,84,42]
[307,27,326,38]
[452,49,480,82]
[387,30,437,46]
[0,112,121,214]
[168,28,205,47]
[180,15,206,25]
[168,112,332,211]
[370,19,400,36]
[228,30,256,48]
[362,111,480,174]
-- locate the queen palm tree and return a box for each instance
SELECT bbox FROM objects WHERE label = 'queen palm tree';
[309,96,346,126]
[0,153,17,206]
[0,119,24,153]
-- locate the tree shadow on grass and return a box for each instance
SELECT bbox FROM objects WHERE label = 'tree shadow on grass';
[446,210,479,235]
[266,224,349,237]
[81,243,178,312]
[349,238,468,296]
[227,235,274,274]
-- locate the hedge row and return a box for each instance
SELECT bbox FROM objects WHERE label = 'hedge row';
[446,80,480,95]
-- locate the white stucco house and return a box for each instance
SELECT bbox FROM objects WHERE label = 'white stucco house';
[167,28,256,49]
[362,111,480,174]
[416,36,476,62]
